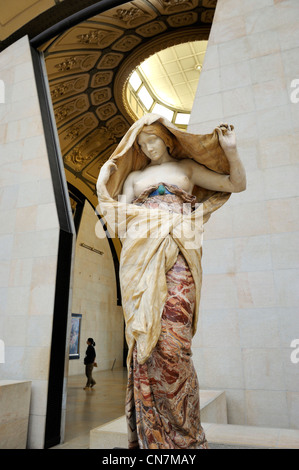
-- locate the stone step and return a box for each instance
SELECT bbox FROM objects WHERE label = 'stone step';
[89,389,299,449]
[199,390,227,424]
[204,422,299,449]
[90,415,299,449]
[90,389,228,449]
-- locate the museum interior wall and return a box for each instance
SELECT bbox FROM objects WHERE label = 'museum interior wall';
[0,36,62,448]
[189,0,299,429]
[68,199,124,375]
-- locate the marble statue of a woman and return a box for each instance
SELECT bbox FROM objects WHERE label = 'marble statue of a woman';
[96,113,246,449]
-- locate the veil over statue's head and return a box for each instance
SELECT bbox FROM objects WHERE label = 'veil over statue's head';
[103,113,232,205]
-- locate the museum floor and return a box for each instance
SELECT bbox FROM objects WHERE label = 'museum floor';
[53,367,128,449]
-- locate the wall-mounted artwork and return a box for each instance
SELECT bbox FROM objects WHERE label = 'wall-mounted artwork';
[69,313,82,359]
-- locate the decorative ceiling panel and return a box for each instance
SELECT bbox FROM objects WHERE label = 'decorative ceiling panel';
[82,144,119,183]
[90,71,114,88]
[135,20,167,37]
[91,1,158,28]
[59,112,99,154]
[53,93,90,129]
[46,51,101,79]
[90,87,112,106]
[167,10,198,27]
[97,52,124,69]
[150,0,199,15]
[64,127,117,174]
[49,74,90,103]
[48,23,124,51]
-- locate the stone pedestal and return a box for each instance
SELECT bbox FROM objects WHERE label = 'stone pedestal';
[0,380,31,449]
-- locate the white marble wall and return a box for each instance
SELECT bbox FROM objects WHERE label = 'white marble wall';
[68,200,124,376]
[0,36,60,447]
[189,0,299,429]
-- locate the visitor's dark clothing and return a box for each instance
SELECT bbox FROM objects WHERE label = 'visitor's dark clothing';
[84,344,96,388]
[84,345,96,365]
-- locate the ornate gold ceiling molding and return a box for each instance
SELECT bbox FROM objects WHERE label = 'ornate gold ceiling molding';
[92,1,158,28]
[90,87,112,106]
[53,93,90,128]
[62,114,130,179]
[46,50,101,79]
[59,112,99,154]
[50,73,89,103]
[113,26,210,123]
[151,0,199,15]
[48,23,124,51]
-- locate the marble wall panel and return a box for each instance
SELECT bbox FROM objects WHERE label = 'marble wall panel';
[190,0,299,429]
[0,36,60,448]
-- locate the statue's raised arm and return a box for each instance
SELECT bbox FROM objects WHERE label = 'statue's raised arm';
[185,123,246,194]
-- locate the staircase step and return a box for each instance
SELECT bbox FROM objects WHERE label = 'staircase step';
[203,422,299,449]
[90,415,299,449]
[90,389,227,449]
[90,388,299,449]
[199,390,227,424]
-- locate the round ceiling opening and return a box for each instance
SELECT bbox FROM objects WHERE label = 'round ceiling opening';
[126,40,208,128]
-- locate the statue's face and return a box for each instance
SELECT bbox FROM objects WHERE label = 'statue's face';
[137,132,168,162]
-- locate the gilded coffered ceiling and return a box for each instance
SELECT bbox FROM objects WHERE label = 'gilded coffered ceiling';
[40,0,217,210]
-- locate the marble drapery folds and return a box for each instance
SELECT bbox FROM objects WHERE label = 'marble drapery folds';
[96,113,231,368]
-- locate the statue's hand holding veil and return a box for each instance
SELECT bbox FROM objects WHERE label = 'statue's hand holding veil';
[215,123,237,155]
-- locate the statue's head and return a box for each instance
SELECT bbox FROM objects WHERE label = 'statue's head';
[133,122,176,162]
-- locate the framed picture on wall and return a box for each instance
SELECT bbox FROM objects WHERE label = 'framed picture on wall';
[69,313,82,359]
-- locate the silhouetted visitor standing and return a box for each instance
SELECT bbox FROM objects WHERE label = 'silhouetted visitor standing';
[84,338,96,390]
